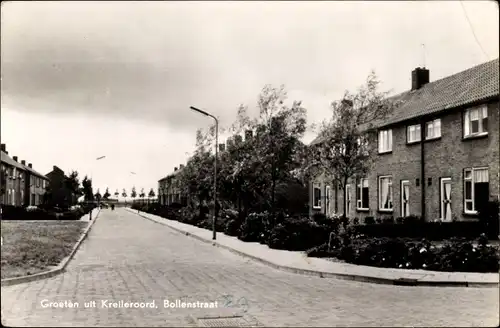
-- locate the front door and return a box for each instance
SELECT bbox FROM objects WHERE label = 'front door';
[345,184,351,217]
[440,178,452,221]
[325,186,331,216]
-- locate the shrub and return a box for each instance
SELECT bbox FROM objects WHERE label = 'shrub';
[267,216,332,251]
[309,234,499,272]
[239,212,268,242]
[364,216,375,225]
[224,219,241,236]
[395,217,404,224]
[381,216,394,224]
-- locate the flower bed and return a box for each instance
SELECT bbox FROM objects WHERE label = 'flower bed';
[307,233,500,273]
[134,203,500,273]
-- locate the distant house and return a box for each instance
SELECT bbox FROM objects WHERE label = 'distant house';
[45,165,76,207]
[0,143,49,206]
[158,165,187,206]
[309,58,499,222]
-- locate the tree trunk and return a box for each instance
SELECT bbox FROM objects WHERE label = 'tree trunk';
[342,176,348,219]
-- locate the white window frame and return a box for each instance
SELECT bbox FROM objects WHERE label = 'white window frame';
[440,177,452,221]
[356,178,369,210]
[378,129,393,153]
[464,167,489,214]
[425,119,441,140]
[401,180,410,217]
[407,124,421,143]
[325,185,331,214]
[313,183,322,209]
[378,175,393,211]
[464,106,488,138]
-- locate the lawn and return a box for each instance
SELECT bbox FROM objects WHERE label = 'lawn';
[1,220,88,279]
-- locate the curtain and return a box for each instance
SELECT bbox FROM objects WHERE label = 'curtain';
[381,178,389,208]
[474,169,489,183]
[444,183,451,221]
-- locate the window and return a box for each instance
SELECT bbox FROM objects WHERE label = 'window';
[379,176,393,211]
[36,177,40,188]
[13,168,17,180]
[378,129,392,153]
[464,106,488,137]
[407,124,421,143]
[11,189,15,205]
[356,178,369,210]
[464,168,489,213]
[313,183,321,209]
[425,119,441,139]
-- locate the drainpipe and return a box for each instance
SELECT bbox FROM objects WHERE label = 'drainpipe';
[420,120,426,221]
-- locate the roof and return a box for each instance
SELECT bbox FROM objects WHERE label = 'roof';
[1,151,48,179]
[310,58,499,145]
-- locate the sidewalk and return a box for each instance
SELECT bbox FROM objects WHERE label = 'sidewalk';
[127,209,499,288]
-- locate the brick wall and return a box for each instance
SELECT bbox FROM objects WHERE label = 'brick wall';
[311,100,499,222]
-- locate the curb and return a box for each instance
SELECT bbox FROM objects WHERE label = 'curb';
[131,210,499,288]
[1,208,102,287]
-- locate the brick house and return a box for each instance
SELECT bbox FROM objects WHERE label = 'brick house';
[45,165,77,206]
[309,58,499,222]
[1,143,49,206]
[158,165,187,206]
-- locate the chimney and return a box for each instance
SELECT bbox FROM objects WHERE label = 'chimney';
[245,130,253,140]
[174,167,178,171]
[0,144,5,152]
[21,160,26,165]
[28,163,32,168]
[411,67,429,90]
[13,156,18,162]
[219,143,226,152]
[179,164,184,169]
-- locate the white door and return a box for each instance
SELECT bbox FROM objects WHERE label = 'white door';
[345,184,351,217]
[401,180,410,217]
[325,186,331,215]
[440,178,452,221]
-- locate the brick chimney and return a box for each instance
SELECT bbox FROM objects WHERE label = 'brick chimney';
[13,156,18,162]
[219,143,226,152]
[411,67,430,90]
[179,164,184,169]
[28,163,32,168]
[21,160,26,165]
[174,167,178,171]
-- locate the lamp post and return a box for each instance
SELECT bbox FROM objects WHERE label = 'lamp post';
[90,155,106,220]
[190,106,218,240]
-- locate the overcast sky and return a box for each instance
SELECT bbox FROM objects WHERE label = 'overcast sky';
[1,1,498,198]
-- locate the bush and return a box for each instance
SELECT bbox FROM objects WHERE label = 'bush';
[354,219,486,241]
[267,216,332,251]
[364,216,375,225]
[239,212,269,242]
[309,234,499,273]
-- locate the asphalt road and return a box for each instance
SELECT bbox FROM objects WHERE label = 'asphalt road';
[1,208,498,327]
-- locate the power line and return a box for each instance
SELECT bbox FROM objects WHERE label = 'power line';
[460,1,489,60]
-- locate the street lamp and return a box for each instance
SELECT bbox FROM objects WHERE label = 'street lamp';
[190,106,218,240]
[90,155,106,220]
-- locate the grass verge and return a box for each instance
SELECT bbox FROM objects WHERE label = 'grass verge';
[1,220,88,279]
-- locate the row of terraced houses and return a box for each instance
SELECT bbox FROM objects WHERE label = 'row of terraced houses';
[157,59,499,223]
[1,143,73,207]
[310,59,499,222]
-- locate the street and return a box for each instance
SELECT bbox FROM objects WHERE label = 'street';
[1,208,498,327]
